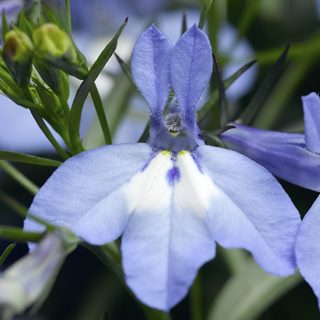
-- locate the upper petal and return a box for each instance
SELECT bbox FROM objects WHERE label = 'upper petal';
[221,124,320,191]
[197,145,301,276]
[302,92,320,153]
[295,196,320,308]
[131,25,172,117]
[121,152,215,311]
[24,143,152,245]
[171,25,213,125]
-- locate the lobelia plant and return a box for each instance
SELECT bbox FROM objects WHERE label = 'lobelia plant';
[24,25,301,311]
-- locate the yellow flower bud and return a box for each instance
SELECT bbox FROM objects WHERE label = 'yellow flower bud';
[33,23,76,62]
[3,29,33,63]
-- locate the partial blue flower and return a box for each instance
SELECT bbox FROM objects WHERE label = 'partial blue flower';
[221,92,320,191]
[296,196,320,308]
[25,25,300,311]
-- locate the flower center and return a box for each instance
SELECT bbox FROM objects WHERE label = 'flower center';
[164,112,183,136]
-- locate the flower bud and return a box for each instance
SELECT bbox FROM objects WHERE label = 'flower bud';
[0,232,68,319]
[3,29,33,63]
[33,23,77,63]
[2,29,33,86]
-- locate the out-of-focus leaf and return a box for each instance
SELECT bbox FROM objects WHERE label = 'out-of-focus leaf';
[207,260,302,320]
[199,0,214,29]
[0,160,39,195]
[198,60,257,125]
[0,151,61,167]
[238,0,261,37]
[254,55,316,129]
[240,45,289,125]
[85,244,172,320]
[84,74,134,149]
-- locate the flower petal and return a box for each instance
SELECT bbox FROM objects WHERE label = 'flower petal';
[296,196,320,308]
[221,124,320,191]
[24,143,152,245]
[171,25,213,125]
[197,145,301,276]
[131,25,172,117]
[302,92,320,153]
[122,152,215,311]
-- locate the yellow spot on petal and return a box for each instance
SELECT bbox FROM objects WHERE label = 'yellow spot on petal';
[161,150,171,156]
[178,150,189,156]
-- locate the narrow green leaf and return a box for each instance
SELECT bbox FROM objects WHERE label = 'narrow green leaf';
[254,55,316,129]
[90,83,112,144]
[0,192,59,229]
[0,226,42,243]
[30,109,69,160]
[199,0,214,29]
[114,53,137,89]
[197,60,257,124]
[69,19,127,152]
[2,11,9,41]
[240,45,289,125]
[0,151,61,167]
[181,12,188,34]
[0,160,39,195]
[84,74,135,149]
[212,52,229,127]
[0,243,16,266]
[207,260,302,320]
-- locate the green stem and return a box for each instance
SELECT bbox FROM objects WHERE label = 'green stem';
[0,192,28,218]
[29,110,69,160]
[65,0,71,34]
[90,84,112,144]
[0,161,39,195]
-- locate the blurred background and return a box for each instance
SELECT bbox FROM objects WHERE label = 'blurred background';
[1,0,320,319]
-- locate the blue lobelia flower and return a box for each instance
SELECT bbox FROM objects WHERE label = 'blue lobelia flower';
[296,196,320,309]
[221,92,320,192]
[25,25,301,311]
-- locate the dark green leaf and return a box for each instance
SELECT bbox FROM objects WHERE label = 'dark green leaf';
[0,151,61,167]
